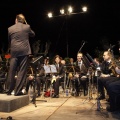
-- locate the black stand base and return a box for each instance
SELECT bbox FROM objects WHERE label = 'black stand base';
[0,116,13,120]
[31,93,47,107]
[91,99,103,111]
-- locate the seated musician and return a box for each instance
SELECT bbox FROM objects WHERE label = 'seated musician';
[26,57,49,97]
[69,58,75,65]
[51,55,65,98]
[97,50,120,100]
[36,57,51,96]
[70,52,88,96]
[106,78,120,112]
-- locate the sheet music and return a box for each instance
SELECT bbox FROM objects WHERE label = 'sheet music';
[43,65,57,74]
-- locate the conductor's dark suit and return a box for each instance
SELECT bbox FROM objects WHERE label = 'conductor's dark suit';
[7,22,35,96]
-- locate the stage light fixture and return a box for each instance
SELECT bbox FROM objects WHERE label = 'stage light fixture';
[82,6,87,12]
[68,6,73,14]
[60,9,65,14]
[48,12,53,18]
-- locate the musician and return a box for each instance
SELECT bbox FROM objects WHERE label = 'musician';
[6,14,35,96]
[69,58,75,65]
[61,59,66,65]
[36,57,51,96]
[106,79,120,112]
[26,57,50,97]
[70,52,88,96]
[97,51,120,100]
[92,57,102,85]
[52,55,65,98]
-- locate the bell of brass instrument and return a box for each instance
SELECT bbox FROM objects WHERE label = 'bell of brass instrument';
[51,75,57,84]
[107,49,120,77]
[68,72,73,79]
[109,56,120,77]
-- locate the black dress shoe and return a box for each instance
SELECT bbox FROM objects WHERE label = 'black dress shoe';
[97,95,105,100]
[106,105,118,112]
[37,93,41,97]
[52,94,59,98]
[7,92,12,95]
[0,89,6,94]
[75,92,79,97]
[14,92,26,96]
[5,90,12,95]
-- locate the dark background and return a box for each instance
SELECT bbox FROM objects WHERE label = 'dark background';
[0,0,120,60]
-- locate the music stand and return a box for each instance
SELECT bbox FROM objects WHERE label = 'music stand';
[66,65,80,73]
[44,65,57,74]
[43,65,57,97]
[30,56,47,107]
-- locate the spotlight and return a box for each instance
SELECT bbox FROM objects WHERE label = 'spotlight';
[48,12,53,18]
[82,6,87,12]
[60,9,65,14]
[68,6,73,14]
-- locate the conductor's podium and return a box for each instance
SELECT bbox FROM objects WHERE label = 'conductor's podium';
[0,94,29,112]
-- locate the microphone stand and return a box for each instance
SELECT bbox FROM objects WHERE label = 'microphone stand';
[91,69,103,111]
[82,67,93,104]
[30,56,47,107]
[78,41,86,53]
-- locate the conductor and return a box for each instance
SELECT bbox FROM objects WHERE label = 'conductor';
[6,14,35,96]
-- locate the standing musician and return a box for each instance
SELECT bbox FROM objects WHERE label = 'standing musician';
[70,52,88,96]
[51,55,65,98]
[6,14,35,96]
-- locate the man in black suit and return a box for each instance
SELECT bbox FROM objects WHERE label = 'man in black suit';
[7,14,35,96]
[106,80,120,112]
[97,51,120,100]
[70,52,88,96]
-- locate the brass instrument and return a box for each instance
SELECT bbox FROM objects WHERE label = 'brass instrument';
[68,72,73,79]
[109,59,120,77]
[108,50,120,77]
[27,66,35,79]
[51,75,57,83]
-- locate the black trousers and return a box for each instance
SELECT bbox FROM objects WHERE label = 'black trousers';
[7,55,29,95]
[98,76,120,96]
[26,78,33,93]
[107,80,120,110]
[71,77,88,94]
[53,77,64,95]
[36,76,46,95]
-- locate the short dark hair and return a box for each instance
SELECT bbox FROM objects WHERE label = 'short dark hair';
[16,14,25,23]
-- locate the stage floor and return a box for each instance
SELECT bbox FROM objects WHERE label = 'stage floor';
[0,91,120,120]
